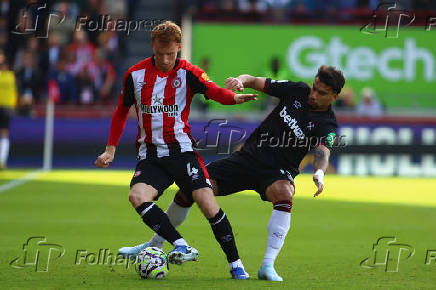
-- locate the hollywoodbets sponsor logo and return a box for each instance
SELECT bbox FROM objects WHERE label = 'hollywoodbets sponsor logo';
[139,104,179,117]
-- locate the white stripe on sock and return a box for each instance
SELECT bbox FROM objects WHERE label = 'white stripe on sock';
[210,212,226,226]
[140,203,155,217]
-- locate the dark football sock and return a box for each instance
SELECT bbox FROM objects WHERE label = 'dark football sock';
[136,202,182,245]
[208,208,240,263]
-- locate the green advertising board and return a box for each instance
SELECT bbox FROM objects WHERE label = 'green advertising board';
[192,24,436,111]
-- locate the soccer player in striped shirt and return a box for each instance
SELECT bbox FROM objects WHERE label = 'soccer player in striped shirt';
[95,21,257,279]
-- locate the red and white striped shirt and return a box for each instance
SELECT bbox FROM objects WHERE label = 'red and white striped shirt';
[107,57,237,159]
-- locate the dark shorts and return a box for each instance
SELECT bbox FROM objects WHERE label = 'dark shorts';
[130,151,211,201]
[206,150,295,201]
[0,107,12,129]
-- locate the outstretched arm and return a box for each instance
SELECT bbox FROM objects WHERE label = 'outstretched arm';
[224,74,266,93]
[186,67,257,105]
[312,144,331,197]
[95,72,134,168]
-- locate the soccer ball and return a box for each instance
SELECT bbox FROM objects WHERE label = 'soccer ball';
[136,247,169,279]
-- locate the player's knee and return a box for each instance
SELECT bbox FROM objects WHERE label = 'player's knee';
[174,190,194,208]
[128,190,143,207]
[128,185,155,207]
[266,180,295,203]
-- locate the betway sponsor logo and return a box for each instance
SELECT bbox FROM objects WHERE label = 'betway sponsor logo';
[279,106,305,139]
[287,36,435,82]
[139,104,178,117]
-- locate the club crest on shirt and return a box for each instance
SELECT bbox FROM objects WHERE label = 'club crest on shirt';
[171,77,182,89]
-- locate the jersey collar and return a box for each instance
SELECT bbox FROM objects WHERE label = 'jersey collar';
[151,56,180,77]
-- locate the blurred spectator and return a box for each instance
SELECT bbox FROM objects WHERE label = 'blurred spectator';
[81,0,106,44]
[237,0,267,13]
[0,50,17,169]
[66,30,96,76]
[49,59,77,104]
[14,38,40,70]
[0,17,7,49]
[97,31,119,67]
[15,49,44,107]
[81,49,116,104]
[264,56,289,80]
[47,32,62,69]
[356,87,384,117]
[334,87,355,111]
[49,1,80,46]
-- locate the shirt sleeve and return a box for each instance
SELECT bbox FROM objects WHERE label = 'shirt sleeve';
[186,65,236,105]
[263,78,310,100]
[314,121,338,151]
[107,72,134,146]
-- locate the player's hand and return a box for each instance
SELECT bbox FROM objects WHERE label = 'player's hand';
[95,146,115,168]
[224,77,244,92]
[313,169,324,197]
[233,93,258,104]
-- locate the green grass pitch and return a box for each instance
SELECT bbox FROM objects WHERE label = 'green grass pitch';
[1,170,435,289]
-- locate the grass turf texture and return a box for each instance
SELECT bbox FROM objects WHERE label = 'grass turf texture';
[1,170,435,289]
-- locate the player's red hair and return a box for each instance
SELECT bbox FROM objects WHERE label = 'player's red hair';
[152,21,182,44]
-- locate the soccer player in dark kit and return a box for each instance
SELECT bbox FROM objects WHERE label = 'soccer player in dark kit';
[119,65,345,281]
[95,21,258,279]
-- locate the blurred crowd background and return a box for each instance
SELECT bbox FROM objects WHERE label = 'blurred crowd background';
[0,0,434,117]
[1,0,435,172]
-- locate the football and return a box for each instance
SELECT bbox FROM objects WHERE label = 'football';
[136,247,169,279]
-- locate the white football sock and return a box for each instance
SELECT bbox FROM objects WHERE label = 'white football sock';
[262,210,291,266]
[149,201,191,248]
[229,258,244,270]
[0,138,9,165]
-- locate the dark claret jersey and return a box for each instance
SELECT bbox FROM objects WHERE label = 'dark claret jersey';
[241,78,338,177]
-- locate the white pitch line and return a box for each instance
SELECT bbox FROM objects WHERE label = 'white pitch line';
[0,170,44,194]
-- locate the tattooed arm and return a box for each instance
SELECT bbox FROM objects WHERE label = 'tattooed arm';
[312,145,331,197]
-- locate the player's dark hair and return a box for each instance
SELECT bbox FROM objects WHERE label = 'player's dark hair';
[316,65,345,94]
